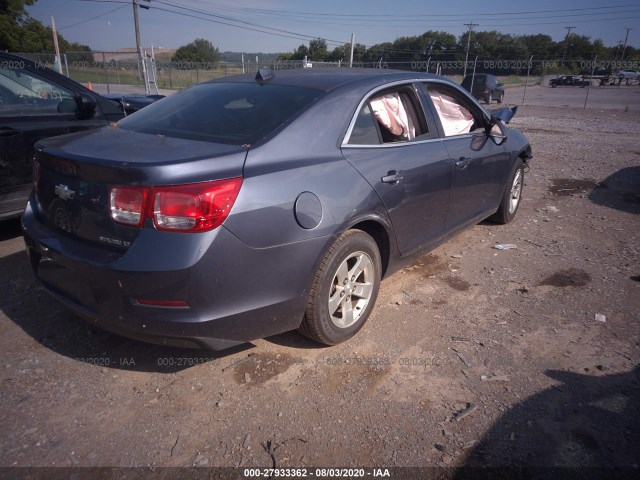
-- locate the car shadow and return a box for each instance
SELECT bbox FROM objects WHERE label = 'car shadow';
[0,217,22,241]
[455,367,640,478]
[264,330,326,350]
[589,166,640,215]
[0,249,253,373]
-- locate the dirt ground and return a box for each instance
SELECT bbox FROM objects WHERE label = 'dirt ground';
[0,85,639,479]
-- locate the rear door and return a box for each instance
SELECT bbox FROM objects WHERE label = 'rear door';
[341,82,453,256]
[0,58,110,217]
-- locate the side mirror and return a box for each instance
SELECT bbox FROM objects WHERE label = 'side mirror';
[490,106,517,124]
[74,93,97,119]
[488,121,507,146]
[483,106,517,145]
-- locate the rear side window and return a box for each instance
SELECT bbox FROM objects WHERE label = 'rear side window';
[348,104,381,145]
[346,86,431,145]
[118,82,324,145]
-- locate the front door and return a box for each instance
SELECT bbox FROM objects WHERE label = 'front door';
[341,83,452,256]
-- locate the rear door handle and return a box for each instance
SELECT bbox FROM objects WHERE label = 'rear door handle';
[455,157,470,170]
[0,127,22,137]
[381,171,403,184]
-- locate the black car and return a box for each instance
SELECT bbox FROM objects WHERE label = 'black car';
[0,52,160,220]
[23,68,532,350]
[549,75,589,88]
[461,73,504,104]
[102,93,165,115]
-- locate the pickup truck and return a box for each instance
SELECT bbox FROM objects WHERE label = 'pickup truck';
[0,52,162,220]
[549,75,590,88]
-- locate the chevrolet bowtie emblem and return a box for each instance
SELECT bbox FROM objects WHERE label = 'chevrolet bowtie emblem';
[54,184,76,201]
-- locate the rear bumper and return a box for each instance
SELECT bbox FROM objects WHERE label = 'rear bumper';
[22,201,327,350]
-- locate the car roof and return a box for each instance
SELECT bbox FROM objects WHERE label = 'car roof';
[1,51,44,66]
[208,68,453,92]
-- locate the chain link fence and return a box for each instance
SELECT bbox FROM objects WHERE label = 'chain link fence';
[13,51,640,92]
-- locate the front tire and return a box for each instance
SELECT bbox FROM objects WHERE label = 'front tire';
[490,159,525,224]
[497,91,504,104]
[486,92,493,104]
[299,230,381,346]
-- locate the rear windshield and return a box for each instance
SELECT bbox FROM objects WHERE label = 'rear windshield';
[117,82,324,145]
[462,75,486,88]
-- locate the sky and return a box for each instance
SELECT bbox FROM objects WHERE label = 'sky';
[27,0,640,54]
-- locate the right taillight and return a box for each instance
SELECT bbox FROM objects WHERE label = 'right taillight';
[109,178,242,233]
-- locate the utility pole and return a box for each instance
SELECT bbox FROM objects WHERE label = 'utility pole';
[349,33,355,68]
[463,22,478,78]
[614,40,623,61]
[621,28,632,60]
[50,16,62,74]
[132,0,145,85]
[561,26,575,67]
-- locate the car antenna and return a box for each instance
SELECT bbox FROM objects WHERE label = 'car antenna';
[255,68,275,84]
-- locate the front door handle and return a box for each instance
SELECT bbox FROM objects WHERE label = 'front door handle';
[455,157,471,170]
[381,171,403,184]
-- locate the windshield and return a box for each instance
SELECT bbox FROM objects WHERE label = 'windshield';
[117,82,324,145]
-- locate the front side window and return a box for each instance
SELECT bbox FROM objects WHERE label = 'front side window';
[0,66,75,116]
[117,82,324,146]
[426,85,481,137]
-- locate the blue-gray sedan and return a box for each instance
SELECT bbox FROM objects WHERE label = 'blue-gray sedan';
[22,68,532,350]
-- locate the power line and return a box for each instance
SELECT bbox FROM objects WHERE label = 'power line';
[148,4,346,46]
[155,0,344,43]
[163,0,640,28]
[60,3,129,29]
[168,1,640,19]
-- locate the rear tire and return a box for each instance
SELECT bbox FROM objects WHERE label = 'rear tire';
[299,230,381,346]
[490,159,525,224]
[497,91,504,104]
[486,92,493,104]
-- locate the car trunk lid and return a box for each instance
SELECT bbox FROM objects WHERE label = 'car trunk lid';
[32,127,247,251]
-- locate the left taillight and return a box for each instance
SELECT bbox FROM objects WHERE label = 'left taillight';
[109,178,242,233]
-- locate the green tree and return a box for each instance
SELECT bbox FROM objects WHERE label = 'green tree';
[363,42,393,63]
[0,0,36,51]
[328,43,367,63]
[293,43,308,60]
[171,38,220,64]
[278,40,331,61]
[519,34,556,58]
[1,0,91,58]
[308,38,328,61]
